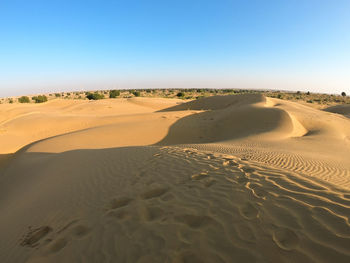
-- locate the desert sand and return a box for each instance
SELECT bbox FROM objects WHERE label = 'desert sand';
[0,94,349,262]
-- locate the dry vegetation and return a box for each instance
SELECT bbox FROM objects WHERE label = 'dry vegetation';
[1,89,349,107]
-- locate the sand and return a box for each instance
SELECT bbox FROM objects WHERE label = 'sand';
[0,94,349,263]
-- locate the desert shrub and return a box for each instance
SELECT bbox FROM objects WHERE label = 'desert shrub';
[133,91,140,97]
[67,93,71,96]
[18,96,30,103]
[341,92,346,97]
[109,90,120,98]
[306,99,313,103]
[55,93,61,97]
[9,99,14,104]
[176,92,184,97]
[32,95,48,103]
[86,92,104,100]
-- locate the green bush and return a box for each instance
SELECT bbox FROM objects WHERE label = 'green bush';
[133,91,141,97]
[341,92,346,97]
[18,96,30,103]
[9,99,14,104]
[55,93,61,97]
[86,92,104,100]
[109,90,120,98]
[176,92,184,97]
[32,95,48,103]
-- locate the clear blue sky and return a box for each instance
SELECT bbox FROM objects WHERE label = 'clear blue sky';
[0,0,349,97]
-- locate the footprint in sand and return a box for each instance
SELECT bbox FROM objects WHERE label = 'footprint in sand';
[20,226,53,247]
[246,182,267,199]
[47,238,67,254]
[242,166,256,173]
[175,214,215,229]
[191,172,208,180]
[203,178,217,187]
[272,228,299,251]
[236,225,256,243]
[140,187,168,200]
[239,203,259,220]
[109,197,133,210]
[107,209,131,221]
[140,206,164,221]
[70,225,91,239]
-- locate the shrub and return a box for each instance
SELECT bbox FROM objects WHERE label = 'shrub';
[109,90,120,98]
[18,96,30,103]
[86,92,104,100]
[55,93,61,97]
[133,91,141,97]
[341,92,346,97]
[176,92,184,97]
[32,95,48,103]
[9,99,14,104]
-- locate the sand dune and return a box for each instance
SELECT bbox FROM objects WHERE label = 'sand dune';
[0,95,349,262]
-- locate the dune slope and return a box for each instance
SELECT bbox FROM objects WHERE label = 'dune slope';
[0,95,349,263]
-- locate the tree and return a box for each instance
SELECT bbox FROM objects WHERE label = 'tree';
[86,92,104,100]
[133,91,140,97]
[341,92,346,97]
[32,95,48,103]
[177,92,185,97]
[109,90,120,98]
[18,96,30,103]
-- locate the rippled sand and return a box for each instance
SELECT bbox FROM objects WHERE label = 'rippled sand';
[0,94,349,262]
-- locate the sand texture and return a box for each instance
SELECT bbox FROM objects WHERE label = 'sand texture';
[0,95,349,262]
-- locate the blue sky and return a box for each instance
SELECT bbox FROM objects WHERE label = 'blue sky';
[0,0,349,97]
